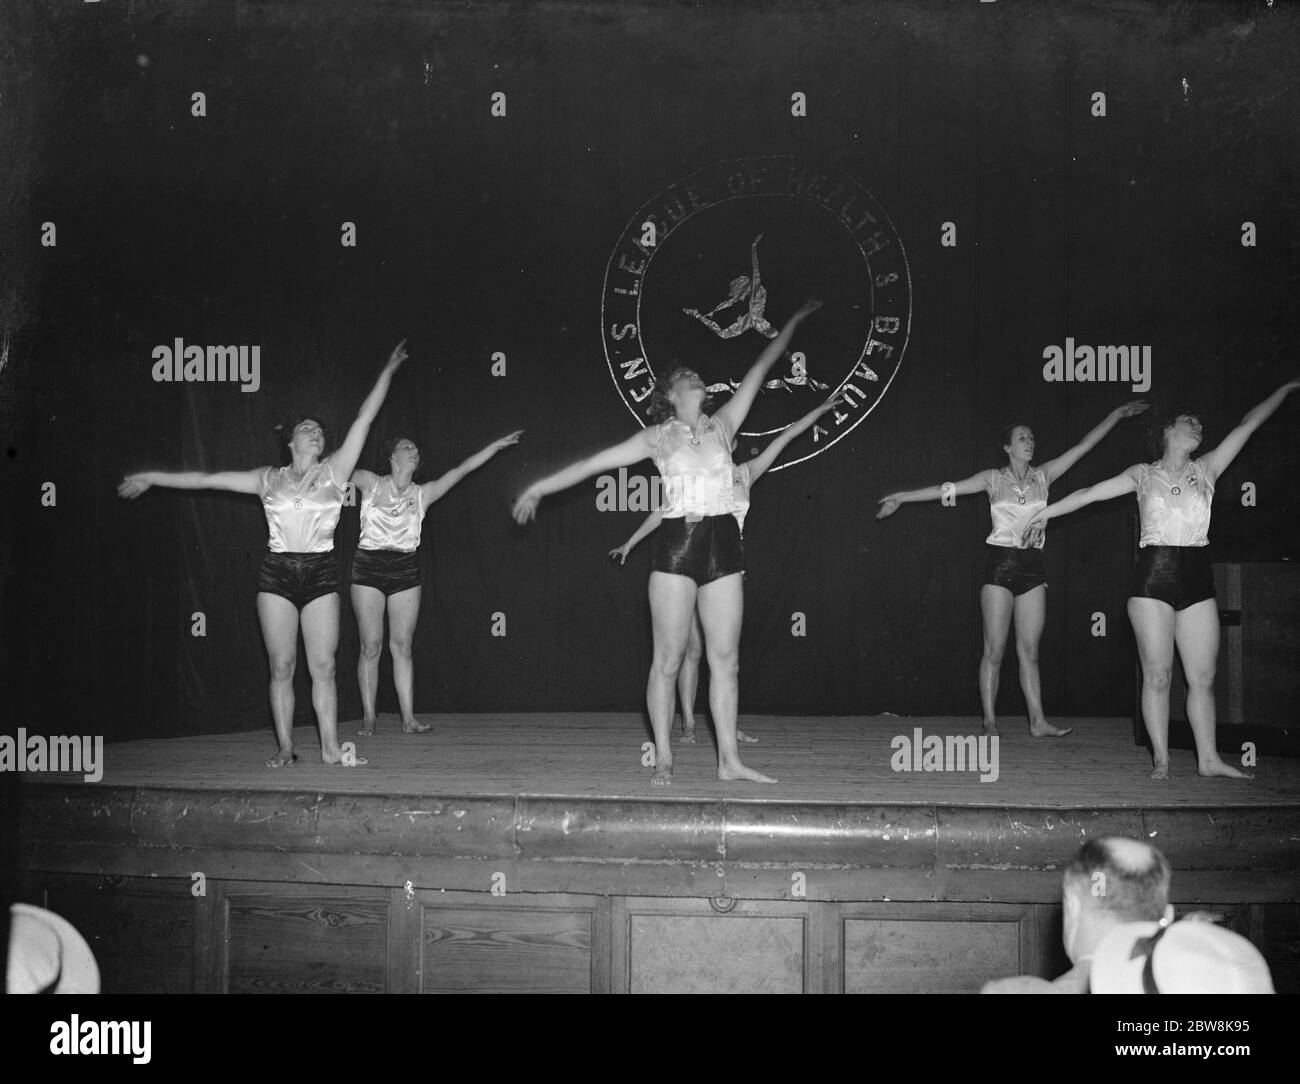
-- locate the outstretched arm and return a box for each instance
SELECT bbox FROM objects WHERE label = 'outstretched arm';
[746,392,844,485]
[609,510,664,564]
[118,468,265,499]
[876,471,988,520]
[328,340,409,482]
[423,430,523,505]
[513,428,657,523]
[714,298,821,437]
[349,468,380,498]
[1021,467,1140,542]
[1039,400,1149,485]
[1200,378,1300,479]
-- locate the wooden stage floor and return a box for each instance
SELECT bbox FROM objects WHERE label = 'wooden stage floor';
[28,713,1300,808]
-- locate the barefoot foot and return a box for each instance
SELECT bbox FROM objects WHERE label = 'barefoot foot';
[357,719,375,737]
[737,729,758,744]
[717,759,777,784]
[675,727,698,745]
[1198,758,1252,780]
[402,718,432,734]
[265,749,297,768]
[982,720,999,737]
[1029,720,1072,737]
[651,757,673,785]
[1149,760,1170,781]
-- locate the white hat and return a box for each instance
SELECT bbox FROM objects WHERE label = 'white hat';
[7,903,101,994]
[1090,917,1273,994]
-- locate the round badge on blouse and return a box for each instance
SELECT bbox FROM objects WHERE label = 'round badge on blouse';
[294,499,303,509]
[1018,497,1026,504]
[1171,487,1181,495]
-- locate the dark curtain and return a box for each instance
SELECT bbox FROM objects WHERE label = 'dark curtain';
[4,0,1297,740]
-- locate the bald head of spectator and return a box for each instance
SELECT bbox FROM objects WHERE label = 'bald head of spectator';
[1061,836,1173,966]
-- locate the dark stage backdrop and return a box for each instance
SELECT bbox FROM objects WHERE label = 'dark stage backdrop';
[3,0,1297,740]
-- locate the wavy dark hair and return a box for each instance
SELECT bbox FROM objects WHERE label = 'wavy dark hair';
[276,415,332,463]
[645,365,714,425]
[378,435,425,480]
[1144,404,1203,461]
[998,422,1031,461]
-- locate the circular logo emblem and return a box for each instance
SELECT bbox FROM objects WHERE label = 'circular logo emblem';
[601,156,910,471]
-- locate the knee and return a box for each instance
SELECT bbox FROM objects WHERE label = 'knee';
[982,643,1006,668]
[1184,666,1216,691]
[307,655,336,682]
[651,652,684,681]
[388,636,413,661]
[683,639,703,665]
[268,655,296,682]
[359,639,383,661]
[1016,641,1040,667]
[706,647,739,677]
[1142,666,1173,693]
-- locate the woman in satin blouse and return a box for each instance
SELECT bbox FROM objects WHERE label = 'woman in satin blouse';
[877,401,1148,737]
[118,340,409,767]
[1025,379,1299,779]
[349,429,522,736]
[513,299,821,785]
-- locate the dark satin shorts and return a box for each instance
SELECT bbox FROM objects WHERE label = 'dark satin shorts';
[1129,545,1216,611]
[257,551,340,609]
[981,544,1048,597]
[351,548,421,596]
[651,515,744,586]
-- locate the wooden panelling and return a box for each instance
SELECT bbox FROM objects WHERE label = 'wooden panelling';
[19,872,1296,993]
[616,898,811,994]
[420,901,596,994]
[222,888,389,994]
[842,905,1030,994]
[41,875,194,995]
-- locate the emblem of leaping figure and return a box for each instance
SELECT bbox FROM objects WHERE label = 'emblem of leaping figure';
[684,234,779,341]
[688,234,831,394]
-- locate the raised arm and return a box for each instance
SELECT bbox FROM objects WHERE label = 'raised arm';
[1039,400,1149,485]
[1021,466,1141,542]
[609,510,664,565]
[118,468,265,499]
[876,471,988,520]
[745,392,844,485]
[423,431,523,505]
[349,468,380,499]
[328,340,408,482]
[1200,378,1300,479]
[714,299,822,437]
[513,428,658,523]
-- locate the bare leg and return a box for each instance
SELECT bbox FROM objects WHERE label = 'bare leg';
[1175,599,1249,779]
[386,586,428,732]
[697,573,774,783]
[648,572,697,784]
[683,309,752,339]
[257,592,300,767]
[1013,585,1070,736]
[351,584,385,735]
[301,592,360,765]
[979,584,1013,735]
[1128,596,1176,779]
[676,611,703,743]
